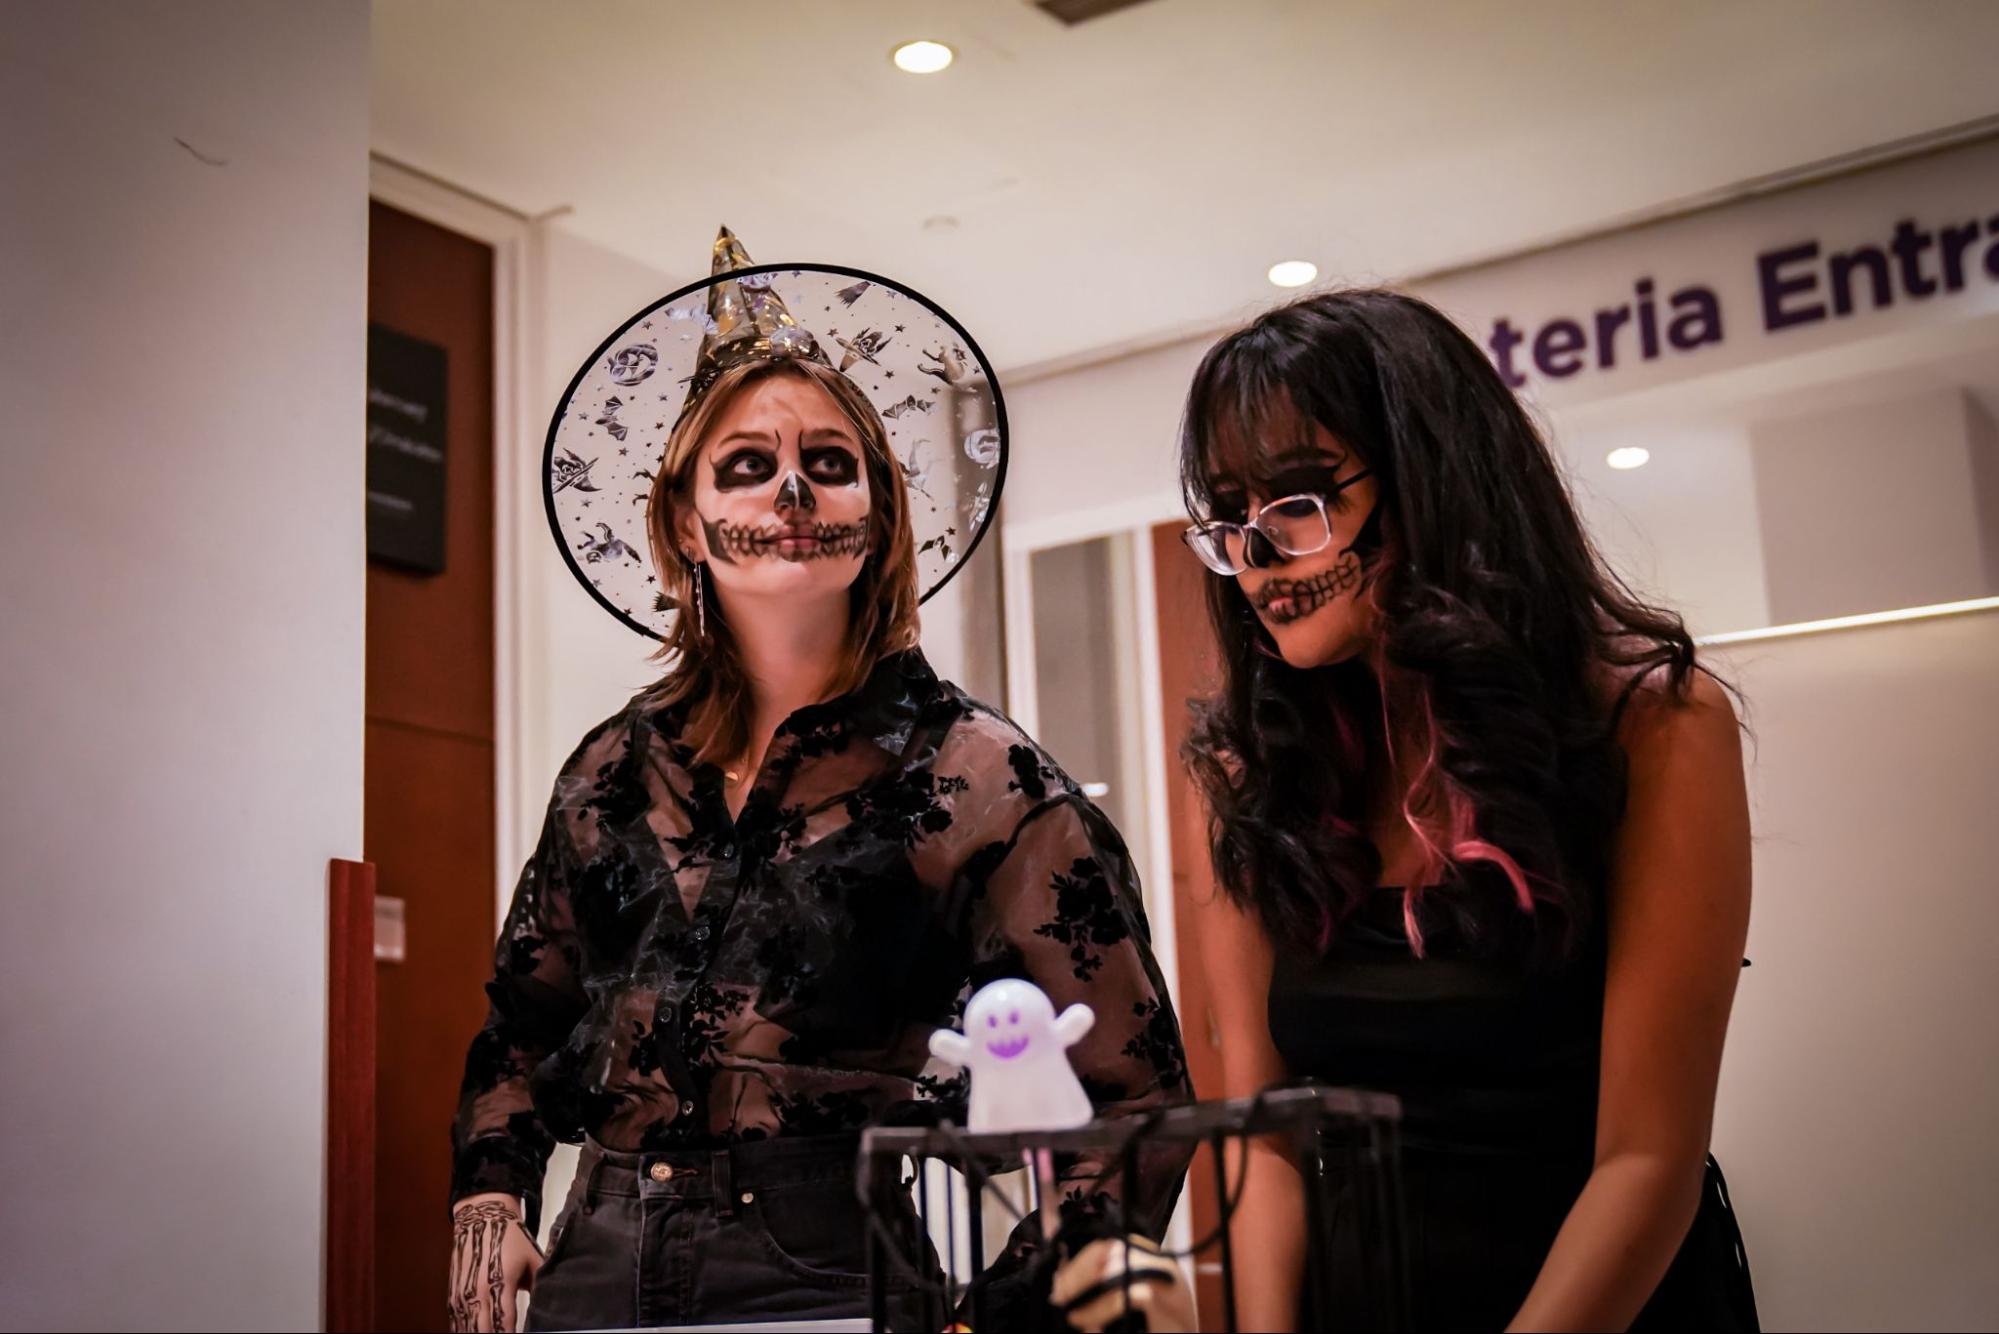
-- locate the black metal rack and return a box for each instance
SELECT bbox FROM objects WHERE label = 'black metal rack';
[857,1084,1409,1332]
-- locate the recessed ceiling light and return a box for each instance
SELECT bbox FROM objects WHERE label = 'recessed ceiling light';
[1607,446,1651,471]
[1267,260,1317,288]
[892,40,954,74]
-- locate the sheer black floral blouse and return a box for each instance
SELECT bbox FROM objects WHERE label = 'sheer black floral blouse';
[451,648,1192,1235]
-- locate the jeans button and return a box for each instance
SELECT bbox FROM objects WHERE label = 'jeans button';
[648,1162,673,1183]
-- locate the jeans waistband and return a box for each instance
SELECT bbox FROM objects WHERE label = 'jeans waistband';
[577,1132,864,1203]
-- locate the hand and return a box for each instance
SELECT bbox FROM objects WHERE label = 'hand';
[448,1194,543,1332]
[1050,1234,1197,1333]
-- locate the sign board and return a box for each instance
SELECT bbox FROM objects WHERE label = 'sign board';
[366,324,448,573]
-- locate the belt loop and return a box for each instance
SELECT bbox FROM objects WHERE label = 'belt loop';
[712,1149,735,1218]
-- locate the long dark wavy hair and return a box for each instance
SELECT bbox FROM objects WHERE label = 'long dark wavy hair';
[1180,288,1704,960]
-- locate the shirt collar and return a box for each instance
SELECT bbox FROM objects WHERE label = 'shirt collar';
[782,645,936,758]
[649,645,939,764]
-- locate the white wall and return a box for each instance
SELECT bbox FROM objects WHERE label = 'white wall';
[1557,415,1772,637]
[524,226,682,795]
[1749,387,1995,623]
[0,4,370,1330]
[1709,609,1999,1332]
[1004,334,1206,544]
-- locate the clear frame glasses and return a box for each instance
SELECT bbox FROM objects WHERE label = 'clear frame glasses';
[1180,471,1373,576]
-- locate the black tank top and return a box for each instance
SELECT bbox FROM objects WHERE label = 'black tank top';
[1268,876,1758,1330]
[1270,881,1605,1158]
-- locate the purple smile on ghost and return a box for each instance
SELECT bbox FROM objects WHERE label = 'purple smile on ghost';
[985,1036,1030,1060]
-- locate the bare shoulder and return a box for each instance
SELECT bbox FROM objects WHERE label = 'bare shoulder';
[1609,662,1739,758]
[1603,664,1747,839]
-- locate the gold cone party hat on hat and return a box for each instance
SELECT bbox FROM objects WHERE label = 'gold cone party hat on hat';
[686,226,830,404]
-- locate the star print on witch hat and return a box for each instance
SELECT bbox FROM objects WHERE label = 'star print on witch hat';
[542,226,1009,639]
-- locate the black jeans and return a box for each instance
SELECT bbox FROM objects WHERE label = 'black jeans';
[525,1133,934,1331]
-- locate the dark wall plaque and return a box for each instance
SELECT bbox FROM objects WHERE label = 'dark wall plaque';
[366,324,448,573]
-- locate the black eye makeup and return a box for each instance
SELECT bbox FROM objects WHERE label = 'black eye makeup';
[1207,490,1249,525]
[803,445,860,486]
[1202,451,1355,524]
[714,447,777,490]
[1265,463,1356,508]
[711,435,862,492]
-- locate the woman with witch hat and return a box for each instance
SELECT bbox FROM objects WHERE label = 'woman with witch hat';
[443,229,1191,1331]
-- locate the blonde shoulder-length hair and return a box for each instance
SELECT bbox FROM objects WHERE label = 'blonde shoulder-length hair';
[642,357,921,768]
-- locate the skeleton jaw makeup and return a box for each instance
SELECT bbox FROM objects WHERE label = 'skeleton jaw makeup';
[1254,549,1364,624]
[701,514,870,564]
[1242,496,1384,665]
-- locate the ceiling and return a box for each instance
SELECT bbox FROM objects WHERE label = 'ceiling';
[371,0,1999,372]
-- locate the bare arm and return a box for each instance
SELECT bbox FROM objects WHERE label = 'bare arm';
[1196,887,1308,1332]
[1508,673,1751,1331]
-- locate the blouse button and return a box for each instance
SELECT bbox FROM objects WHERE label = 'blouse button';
[689,923,711,944]
[648,1162,673,1183]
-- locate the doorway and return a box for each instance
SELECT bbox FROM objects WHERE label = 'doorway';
[1145,518,1230,1328]
[363,199,498,1333]
[1010,518,1231,1325]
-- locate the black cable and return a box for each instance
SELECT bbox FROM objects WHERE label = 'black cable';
[856,1090,1393,1314]
[856,1128,1033,1303]
[1090,1087,1273,1263]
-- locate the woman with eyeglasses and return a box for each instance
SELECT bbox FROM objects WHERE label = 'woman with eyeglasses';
[1165,289,1759,1331]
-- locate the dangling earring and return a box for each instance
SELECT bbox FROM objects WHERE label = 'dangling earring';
[683,550,706,637]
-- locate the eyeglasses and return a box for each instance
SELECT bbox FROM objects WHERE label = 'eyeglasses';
[1180,470,1373,576]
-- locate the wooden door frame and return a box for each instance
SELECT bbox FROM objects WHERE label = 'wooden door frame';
[999,494,1189,971]
[327,857,378,1333]
[367,157,542,919]
[998,496,1193,1263]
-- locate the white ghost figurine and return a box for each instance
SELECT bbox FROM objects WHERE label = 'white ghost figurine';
[929,978,1096,1132]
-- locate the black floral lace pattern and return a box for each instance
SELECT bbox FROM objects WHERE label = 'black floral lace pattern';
[450,649,1191,1234]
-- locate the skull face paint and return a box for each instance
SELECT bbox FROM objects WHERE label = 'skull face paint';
[679,374,873,604]
[1217,422,1387,668]
[1250,501,1384,625]
[775,470,815,514]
